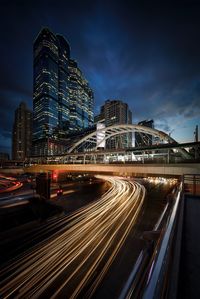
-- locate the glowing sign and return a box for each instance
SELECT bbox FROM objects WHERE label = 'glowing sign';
[52,172,58,180]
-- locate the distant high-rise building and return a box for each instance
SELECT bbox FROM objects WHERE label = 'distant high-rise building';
[135,119,154,147]
[95,99,132,148]
[12,102,32,160]
[0,152,9,161]
[33,28,94,156]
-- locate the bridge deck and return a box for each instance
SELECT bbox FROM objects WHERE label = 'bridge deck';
[24,163,200,177]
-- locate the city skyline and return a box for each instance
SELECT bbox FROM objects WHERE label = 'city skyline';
[0,0,200,154]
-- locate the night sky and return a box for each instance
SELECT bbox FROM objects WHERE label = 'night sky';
[0,0,200,155]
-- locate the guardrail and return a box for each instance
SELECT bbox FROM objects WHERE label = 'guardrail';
[119,183,183,299]
[142,183,183,299]
[118,251,145,299]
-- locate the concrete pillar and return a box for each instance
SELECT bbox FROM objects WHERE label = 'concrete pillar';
[167,149,170,164]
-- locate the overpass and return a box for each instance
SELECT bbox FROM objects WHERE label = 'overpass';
[29,124,200,163]
[36,141,199,158]
[28,123,200,164]
[25,163,200,176]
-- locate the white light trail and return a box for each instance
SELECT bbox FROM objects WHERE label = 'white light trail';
[0,176,145,298]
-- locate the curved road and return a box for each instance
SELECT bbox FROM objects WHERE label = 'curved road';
[0,176,145,298]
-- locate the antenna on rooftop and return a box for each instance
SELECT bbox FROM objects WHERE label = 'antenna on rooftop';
[169,129,174,137]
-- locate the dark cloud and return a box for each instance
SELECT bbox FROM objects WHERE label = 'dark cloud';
[0,0,200,153]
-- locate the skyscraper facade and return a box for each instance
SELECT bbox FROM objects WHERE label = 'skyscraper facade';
[135,119,154,147]
[33,28,94,156]
[68,59,94,131]
[12,102,32,160]
[95,99,132,149]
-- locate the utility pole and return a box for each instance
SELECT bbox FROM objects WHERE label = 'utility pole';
[194,125,199,142]
[194,125,199,160]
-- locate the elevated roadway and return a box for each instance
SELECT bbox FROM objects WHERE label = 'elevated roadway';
[25,163,200,176]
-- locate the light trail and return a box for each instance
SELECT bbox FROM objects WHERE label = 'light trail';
[0,176,146,298]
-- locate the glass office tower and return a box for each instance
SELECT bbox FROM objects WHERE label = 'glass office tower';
[33,28,94,156]
[12,102,32,160]
[94,99,132,149]
[68,59,94,131]
[135,119,154,147]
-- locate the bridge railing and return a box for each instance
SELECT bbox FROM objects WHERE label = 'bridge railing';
[119,183,184,299]
[142,183,183,299]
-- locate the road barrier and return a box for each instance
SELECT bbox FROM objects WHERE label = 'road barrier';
[119,183,184,299]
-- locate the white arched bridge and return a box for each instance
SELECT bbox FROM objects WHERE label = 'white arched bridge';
[26,124,200,171]
[35,123,200,165]
[29,124,200,164]
[68,124,177,153]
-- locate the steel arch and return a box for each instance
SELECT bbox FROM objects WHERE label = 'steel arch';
[68,124,188,156]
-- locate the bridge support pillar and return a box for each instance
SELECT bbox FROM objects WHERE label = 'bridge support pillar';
[167,149,170,164]
[142,151,144,164]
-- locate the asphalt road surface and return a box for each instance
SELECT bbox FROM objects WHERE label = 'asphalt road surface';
[0,176,145,298]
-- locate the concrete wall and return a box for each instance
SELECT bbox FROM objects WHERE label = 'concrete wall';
[24,163,200,177]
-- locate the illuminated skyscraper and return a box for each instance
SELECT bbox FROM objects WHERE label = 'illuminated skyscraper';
[12,102,32,160]
[135,119,154,147]
[68,59,94,131]
[95,99,132,149]
[33,28,94,156]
